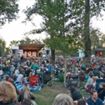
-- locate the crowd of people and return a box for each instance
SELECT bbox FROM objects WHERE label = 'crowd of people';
[0,55,105,105]
[65,56,105,105]
[0,55,55,105]
[52,90,104,105]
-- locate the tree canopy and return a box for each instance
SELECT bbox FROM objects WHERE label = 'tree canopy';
[0,0,18,25]
[10,37,42,47]
[25,0,105,57]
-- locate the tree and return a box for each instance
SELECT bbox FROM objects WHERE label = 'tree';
[10,37,43,47]
[69,0,105,57]
[10,40,19,48]
[84,0,105,57]
[90,29,103,51]
[25,0,105,59]
[44,34,83,55]
[0,39,6,56]
[83,0,91,57]
[26,0,65,63]
[0,0,18,25]
[25,0,82,64]
[99,34,105,47]
[5,47,11,55]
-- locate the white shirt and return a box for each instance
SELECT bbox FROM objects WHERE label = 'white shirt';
[14,69,19,77]
[0,70,3,75]
[16,74,23,82]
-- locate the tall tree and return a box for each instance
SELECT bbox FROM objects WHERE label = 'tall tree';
[85,0,105,57]
[25,0,82,64]
[0,0,18,25]
[25,0,105,59]
[68,0,105,57]
[84,0,91,57]
[26,0,67,63]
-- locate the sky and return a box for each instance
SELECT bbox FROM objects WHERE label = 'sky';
[0,0,105,47]
[0,0,46,46]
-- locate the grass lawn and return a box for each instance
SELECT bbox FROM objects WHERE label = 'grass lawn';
[34,81,89,105]
[34,82,69,105]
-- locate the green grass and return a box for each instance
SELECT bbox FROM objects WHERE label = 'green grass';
[34,81,89,105]
[34,82,69,105]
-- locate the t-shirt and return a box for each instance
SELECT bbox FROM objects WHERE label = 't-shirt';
[0,70,3,75]
[16,74,23,82]
[87,97,103,105]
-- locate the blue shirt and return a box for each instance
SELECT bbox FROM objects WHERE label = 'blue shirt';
[87,97,104,105]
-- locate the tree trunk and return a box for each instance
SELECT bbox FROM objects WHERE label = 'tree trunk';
[64,56,67,87]
[51,48,55,65]
[84,0,91,57]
